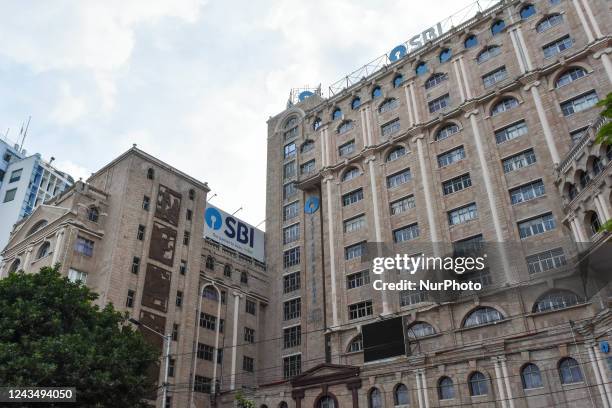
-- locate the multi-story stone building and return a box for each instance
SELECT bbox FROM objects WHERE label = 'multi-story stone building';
[259,0,612,407]
[0,146,269,408]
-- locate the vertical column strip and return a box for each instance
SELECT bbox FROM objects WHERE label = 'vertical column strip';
[529,84,561,164]
[452,60,467,102]
[580,0,603,38]
[230,292,241,390]
[416,136,439,246]
[493,359,509,408]
[458,57,473,100]
[572,0,595,42]
[325,177,338,327]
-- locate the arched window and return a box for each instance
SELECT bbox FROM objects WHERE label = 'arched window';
[27,220,48,236]
[279,402,288,408]
[477,45,501,64]
[393,74,404,88]
[351,97,361,110]
[435,124,460,141]
[202,286,219,301]
[592,157,604,176]
[318,396,335,408]
[439,48,452,63]
[425,73,448,89]
[491,97,519,116]
[464,34,478,49]
[337,120,354,135]
[468,372,488,396]
[559,357,583,384]
[521,363,543,389]
[8,259,21,273]
[394,384,410,406]
[224,264,232,277]
[147,168,155,180]
[407,322,435,338]
[313,117,322,131]
[301,140,315,153]
[379,98,399,113]
[36,242,51,259]
[386,146,407,162]
[438,377,455,400]
[491,19,506,35]
[415,62,428,76]
[368,388,382,408]
[533,290,580,313]
[578,170,590,188]
[607,145,612,161]
[332,108,342,121]
[205,256,215,270]
[347,334,363,352]
[372,86,382,99]
[87,206,99,222]
[588,212,601,235]
[241,271,248,284]
[556,67,586,88]
[463,307,503,327]
[567,184,578,200]
[285,117,298,129]
[342,168,360,182]
[537,14,563,33]
[189,189,196,200]
[520,4,536,19]
[261,405,268,408]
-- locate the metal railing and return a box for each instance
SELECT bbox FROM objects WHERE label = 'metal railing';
[556,116,608,175]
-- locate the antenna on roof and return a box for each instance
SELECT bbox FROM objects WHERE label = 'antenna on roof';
[231,207,243,216]
[19,116,31,152]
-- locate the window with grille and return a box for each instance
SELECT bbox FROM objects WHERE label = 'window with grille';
[283,247,300,268]
[347,270,370,289]
[283,326,301,348]
[393,224,420,242]
[510,180,545,204]
[342,189,363,206]
[518,213,555,239]
[495,121,528,144]
[386,168,411,188]
[283,298,301,320]
[283,224,300,244]
[442,173,472,195]
[283,271,301,293]
[283,354,301,378]
[560,91,598,116]
[526,248,566,274]
[390,195,415,215]
[348,300,373,320]
[502,149,536,172]
[437,146,465,167]
[343,214,366,233]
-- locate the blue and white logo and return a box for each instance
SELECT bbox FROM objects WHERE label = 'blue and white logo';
[205,207,223,230]
[304,196,320,214]
[600,340,610,354]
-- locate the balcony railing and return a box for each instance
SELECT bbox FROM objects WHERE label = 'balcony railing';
[557,116,607,175]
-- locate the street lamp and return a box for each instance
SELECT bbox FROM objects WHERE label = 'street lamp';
[129,318,172,407]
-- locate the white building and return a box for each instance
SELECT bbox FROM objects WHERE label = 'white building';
[0,137,26,191]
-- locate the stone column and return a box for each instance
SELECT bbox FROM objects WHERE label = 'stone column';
[23,247,33,273]
[451,59,466,102]
[572,0,595,42]
[458,57,472,100]
[493,358,509,408]
[364,105,374,146]
[230,292,242,390]
[403,84,415,126]
[211,284,222,394]
[524,81,561,164]
[580,0,602,38]
[292,389,304,408]
[596,194,611,220]
[500,357,515,408]
[594,343,612,406]
[324,174,339,327]
[360,108,369,147]
[509,29,527,73]
[347,379,362,408]
[419,370,430,408]
[51,227,65,265]
[415,370,424,408]
[415,135,439,249]
[587,344,610,408]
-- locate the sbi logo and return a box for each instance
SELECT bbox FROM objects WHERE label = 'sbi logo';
[205,207,256,248]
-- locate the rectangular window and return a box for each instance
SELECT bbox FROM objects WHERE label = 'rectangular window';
[199,313,217,330]
[176,290,183,307]
[348,300,373,320]
[338,140,355,157]
[283,182,297,200]
[75,236,94,256]
[283,271,301,293]
[186,209,193,221]
[246,299,256,315]
[428,94,450,113]
[183,231,190,245]
[518,213,556,239]
[168,358,175,377]
[381,119,401,138]
[344,241,366,261]
[68,268,88,284]
[243,356,254,372]
[193,375,211,393]
[482,66,508,88]
[526,247,567,274]
[390,195,416,215]
[283,354,301,379]
[393,223,420,242]
[283,201,300,221]
[379,98,400,113]
[131,257,140,274]
[283,298,301,320]
[347,270,370,289]
[283,326,301,348]
[400,289,426,307]
[283,247,300,268]
[284,161,296,180]
[283,223,300,244]
[343,214,366,233]
[197,343,214,361]
[570,127,588,145]
[342,188,363,206]
[543,35,573,58]
[284,142,297,159]
[448,203,478,226]
[142,195,150,211]
[437,146,465,167]
[510,179,545,204]
[126,290,135,308]
[502,149,536,173]
[386,168,411,188]
[3,188,17,203]
[172,324,179,341]
[137,225,146,241]
[244,327,255,343]
[443,173,472,195]
[180,260,187,275]
[561,91,599,116]
[8,168,22,183]
[217,349,223,364]
[495,121,528,144]
[300,160,316,175]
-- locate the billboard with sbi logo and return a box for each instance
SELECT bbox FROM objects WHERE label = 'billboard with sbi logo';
[203,204,265,263]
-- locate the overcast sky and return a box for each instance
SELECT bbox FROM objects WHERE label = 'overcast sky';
[0,0,478,228]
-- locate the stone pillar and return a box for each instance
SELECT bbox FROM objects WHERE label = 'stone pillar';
[598,53,612,85]
[525,81,561,164]
[594,343,612,406]
[324,175,339,327]
[572,0,595,42]
[580,0,602,38]
[515,28,534,71]
[451,59,466,102]
[360,108,369,146]
[458,57,472,100]
[23,247,33,273]
[500,357,515,408]
[415,136,439,250]
[211,284,222,394]
[364,105,374,146]
[403,84,415,126]
[292,389,304,408]
[596,194,611,220]
[415,371,424,408]
[320,127,328,167]
[230,292,242,390]
[347,379,362,408]
[493,358,509,408]
[509,29,527,73]
[51,227,65,265]
[587,344,610,408]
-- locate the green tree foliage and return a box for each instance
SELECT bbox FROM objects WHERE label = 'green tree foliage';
[595,93,612,231]
[235,390,256,408]
[0,266,157,407]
